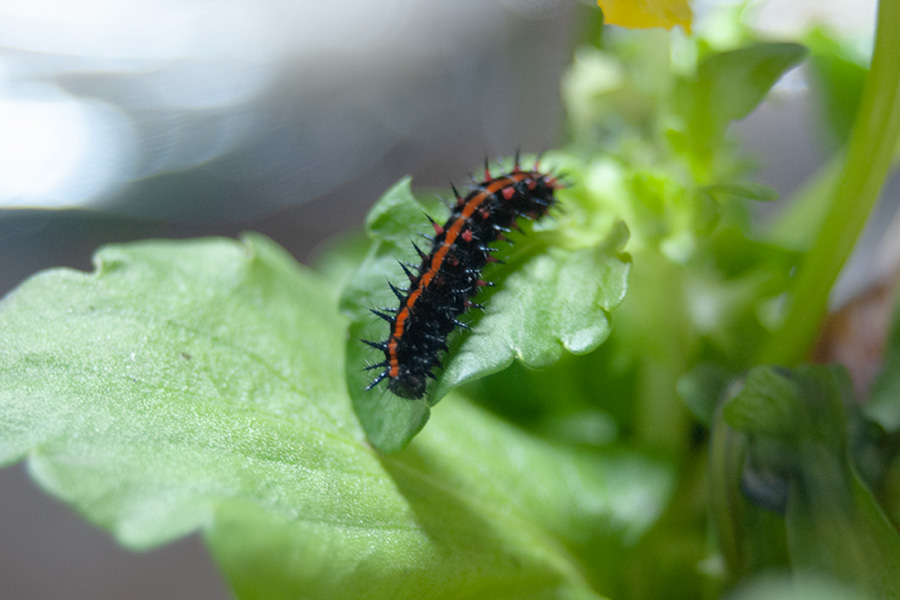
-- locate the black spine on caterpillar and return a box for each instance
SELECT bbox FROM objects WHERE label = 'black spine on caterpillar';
[364,160,559,399]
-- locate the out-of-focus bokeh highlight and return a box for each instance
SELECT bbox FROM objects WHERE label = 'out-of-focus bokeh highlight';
[1,0,279,210]
[0,0,572,219]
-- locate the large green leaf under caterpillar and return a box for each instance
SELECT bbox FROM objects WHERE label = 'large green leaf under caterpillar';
[0,234,667,599]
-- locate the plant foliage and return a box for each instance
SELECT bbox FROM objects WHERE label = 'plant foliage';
[2,3,900,599]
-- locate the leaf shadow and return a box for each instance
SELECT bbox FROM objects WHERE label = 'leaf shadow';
[375,439,588,596]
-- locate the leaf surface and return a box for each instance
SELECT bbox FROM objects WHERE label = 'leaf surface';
[0,234,668,599]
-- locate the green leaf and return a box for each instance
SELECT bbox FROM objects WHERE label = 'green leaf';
[0,235,354,544]
[0,234,670,599]
[729,574,871,600]
[868,284,900,432]
[206,396,676,600]
[434,224,631,398]
[677,363,734,426]
[722,366,807,441]
[804,27,868,149]
[709,401,790,581]
[676,42,808,164]
[701,182,778,202]
[716,365,900,596]
[342,175,631,452]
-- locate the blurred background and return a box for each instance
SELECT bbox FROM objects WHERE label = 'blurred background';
[0,0,879,598]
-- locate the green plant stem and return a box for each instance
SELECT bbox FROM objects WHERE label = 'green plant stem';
[766,154,843,250]
[759,0,900,365]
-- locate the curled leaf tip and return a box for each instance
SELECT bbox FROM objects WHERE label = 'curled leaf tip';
[598,0,692,33]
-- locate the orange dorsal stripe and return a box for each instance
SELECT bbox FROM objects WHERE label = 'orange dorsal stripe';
[387,173,531,376]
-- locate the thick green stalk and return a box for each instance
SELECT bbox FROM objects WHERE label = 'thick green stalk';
[759,0,900,365]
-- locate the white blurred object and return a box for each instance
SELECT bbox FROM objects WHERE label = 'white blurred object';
[0,0,572,217]
[0,0,279,209]
[750,0,877,41]
[0,82,136,207]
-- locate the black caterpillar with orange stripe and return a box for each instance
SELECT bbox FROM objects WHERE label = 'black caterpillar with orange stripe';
[364,157,560,399]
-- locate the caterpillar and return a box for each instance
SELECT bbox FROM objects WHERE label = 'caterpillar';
[364,156,560,399]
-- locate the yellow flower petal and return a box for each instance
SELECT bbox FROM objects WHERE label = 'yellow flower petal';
[598,0,692,33]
